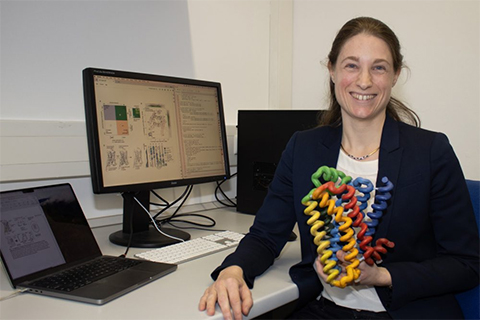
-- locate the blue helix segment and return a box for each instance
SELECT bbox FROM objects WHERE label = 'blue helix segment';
[328,219,342,271]
[366,177,393,236]
[352,177,374,211]
[335,196,345,207]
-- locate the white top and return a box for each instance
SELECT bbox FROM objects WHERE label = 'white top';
[316,149,386,312]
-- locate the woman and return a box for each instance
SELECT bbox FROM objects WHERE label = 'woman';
[198,17,479,320]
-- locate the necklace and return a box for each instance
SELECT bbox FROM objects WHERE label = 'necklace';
[340,144,380,161]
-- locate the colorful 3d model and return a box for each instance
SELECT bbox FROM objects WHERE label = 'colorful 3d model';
[302,166,395,288]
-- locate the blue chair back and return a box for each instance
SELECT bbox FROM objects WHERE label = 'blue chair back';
[455,179,480,319]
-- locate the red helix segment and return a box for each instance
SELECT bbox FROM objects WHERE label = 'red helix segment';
[339,185,377,265]
[340,183,395,266]
[312,181,347,199]
[371,238,395,262]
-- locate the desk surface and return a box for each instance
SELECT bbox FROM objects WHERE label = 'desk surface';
[0,207,300,319]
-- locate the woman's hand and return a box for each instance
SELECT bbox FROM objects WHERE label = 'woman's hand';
[198,266,253,320]
[315,251,392,287]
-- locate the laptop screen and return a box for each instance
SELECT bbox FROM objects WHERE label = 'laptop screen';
[0,184,101,285]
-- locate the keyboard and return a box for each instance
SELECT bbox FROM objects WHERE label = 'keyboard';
[30,256,141,292]
[135,230,245,264]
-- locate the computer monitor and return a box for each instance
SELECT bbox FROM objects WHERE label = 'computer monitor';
[82,67,230,248]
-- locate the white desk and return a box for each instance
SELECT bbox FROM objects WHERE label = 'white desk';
[0,207,301,319]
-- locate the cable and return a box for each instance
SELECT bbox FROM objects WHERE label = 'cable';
[163,213,216,229]
[156,186,200,227]
[150,181,236,232]
[150,190,170,207]
[154,185,226,231]
[151,185,191,220]
[121,194,135,257]
[215,173,237,207]
[119,191,139,258]
[159,205,230,232]
[153,185,193,225]
[0,288,28,301]
[133,196,186,243]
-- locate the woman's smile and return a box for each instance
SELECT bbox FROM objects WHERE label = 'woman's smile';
[350,92,377,101]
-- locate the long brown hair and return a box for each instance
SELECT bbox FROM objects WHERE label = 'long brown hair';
[319,17,420,127]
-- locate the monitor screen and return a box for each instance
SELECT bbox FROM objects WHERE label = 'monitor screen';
[83,67,230,248]
[83,68,230,194]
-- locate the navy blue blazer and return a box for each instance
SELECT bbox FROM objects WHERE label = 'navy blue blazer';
[213,115,479,319]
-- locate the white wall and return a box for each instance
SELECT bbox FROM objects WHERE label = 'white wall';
[0,1,196,120]
[292,0,480,180]
[187,0,271,123]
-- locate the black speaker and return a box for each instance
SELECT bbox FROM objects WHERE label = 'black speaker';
[236,110,321,214]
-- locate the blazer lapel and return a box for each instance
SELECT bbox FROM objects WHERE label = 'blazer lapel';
[375,115,403,240]
[320,124,342,168]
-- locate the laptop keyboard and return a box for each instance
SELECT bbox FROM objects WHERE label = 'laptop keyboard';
[30,256,141,292]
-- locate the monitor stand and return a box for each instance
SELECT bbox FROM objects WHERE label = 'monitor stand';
[109,191,191,248]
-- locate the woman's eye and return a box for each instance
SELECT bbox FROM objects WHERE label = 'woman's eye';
[373,65,386,72]
[345,63,357,69]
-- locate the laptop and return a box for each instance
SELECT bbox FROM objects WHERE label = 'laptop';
[0,183,177,305]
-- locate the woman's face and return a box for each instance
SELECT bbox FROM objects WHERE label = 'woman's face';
[329,33,400,123]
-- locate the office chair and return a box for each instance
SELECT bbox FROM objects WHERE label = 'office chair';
[455,179,480,320]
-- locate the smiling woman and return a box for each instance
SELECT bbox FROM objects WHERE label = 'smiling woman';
[199,17,479,320]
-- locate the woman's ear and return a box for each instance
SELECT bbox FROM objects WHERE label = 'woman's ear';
[328,62,335,84]
[393,68,401,87]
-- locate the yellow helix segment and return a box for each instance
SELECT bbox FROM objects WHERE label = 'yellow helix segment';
[303,180,361,288]
[303,196,340,284]
[331,205,361,288]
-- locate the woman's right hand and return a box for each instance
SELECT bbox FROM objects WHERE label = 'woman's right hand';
[198,266,253,320]
[315,251,392,287]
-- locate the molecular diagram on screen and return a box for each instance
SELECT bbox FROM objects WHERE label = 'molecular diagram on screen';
[302,166,394,288]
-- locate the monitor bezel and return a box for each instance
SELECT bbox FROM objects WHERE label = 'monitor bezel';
[82,67,231,195]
